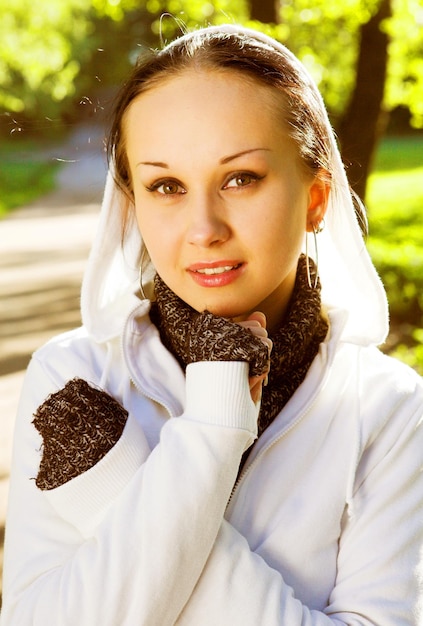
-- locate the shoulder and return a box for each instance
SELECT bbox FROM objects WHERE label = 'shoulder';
[326,307,422,405]
[324,309,422,419]
[350,345,423,461]
[357,345,423,404]
[32,326,114,386]
[324,312,423,449]
[18,327,121,421]
[21,309,164,419]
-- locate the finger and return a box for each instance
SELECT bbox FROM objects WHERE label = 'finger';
[238,321,268,337]
[249,375,266,403]
[239,324,272,356]
[262,337,273,355]
[246,311,267,328]
[238,321,273,356]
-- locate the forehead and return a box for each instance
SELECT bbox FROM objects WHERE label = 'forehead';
[124,68,286,137]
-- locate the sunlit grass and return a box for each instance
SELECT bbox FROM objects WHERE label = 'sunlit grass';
[0,161,60,217]
[371,135,423,171]
[367,164,423,283]
[0,138,60,217]
[367,167,423,240]
[366,135,423,374]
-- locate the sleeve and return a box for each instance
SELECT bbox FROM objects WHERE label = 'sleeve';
[1,355,259,626]
[176,392,423,625]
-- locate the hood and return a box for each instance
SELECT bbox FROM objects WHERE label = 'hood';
[81,24,389,347]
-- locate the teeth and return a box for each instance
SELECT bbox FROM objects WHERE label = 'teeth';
[197,265,236,275]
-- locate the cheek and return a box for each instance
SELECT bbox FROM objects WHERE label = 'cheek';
[135,209,178,274]
[257,191,307,245]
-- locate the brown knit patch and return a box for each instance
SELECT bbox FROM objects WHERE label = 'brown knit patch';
[33,378,128,490]
[150,281,270,378]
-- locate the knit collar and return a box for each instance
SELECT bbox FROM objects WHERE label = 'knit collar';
[151,255,328,436]
[259,254,328,434]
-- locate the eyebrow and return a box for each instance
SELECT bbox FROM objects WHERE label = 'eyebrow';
[220,148,271,164]
[136,148,270,169]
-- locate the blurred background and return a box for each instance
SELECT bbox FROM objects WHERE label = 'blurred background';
[0,0,422,603]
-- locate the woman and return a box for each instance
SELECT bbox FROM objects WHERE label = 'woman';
[2,24,422,625]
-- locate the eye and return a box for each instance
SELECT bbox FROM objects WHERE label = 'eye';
[146,179,186,195]
[224,172,262,189]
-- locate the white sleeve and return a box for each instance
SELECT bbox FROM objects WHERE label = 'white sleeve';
[176,398,423,625]
[1,357,258,626]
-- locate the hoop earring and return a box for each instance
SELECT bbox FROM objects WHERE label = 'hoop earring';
[138,266,147,300]
[305,223,321,289]
[314,218,325,234]
[139,247,150,300]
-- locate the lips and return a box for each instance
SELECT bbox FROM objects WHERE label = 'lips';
[187,261,245,287]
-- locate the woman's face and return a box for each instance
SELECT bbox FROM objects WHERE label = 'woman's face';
[125,69,327,329]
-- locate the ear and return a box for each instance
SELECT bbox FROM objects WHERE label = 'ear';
[305,173,330,232]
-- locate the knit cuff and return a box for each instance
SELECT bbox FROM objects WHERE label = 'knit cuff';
[44,413,150,538]
[33,378,129,491]
[184,361,259,436]
[187,311,269,377]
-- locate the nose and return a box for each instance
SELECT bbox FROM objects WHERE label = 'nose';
[186,193,230,248]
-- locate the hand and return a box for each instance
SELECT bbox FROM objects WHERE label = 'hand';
[237,312,272,404]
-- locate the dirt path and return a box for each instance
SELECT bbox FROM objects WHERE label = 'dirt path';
[0,124,107,602]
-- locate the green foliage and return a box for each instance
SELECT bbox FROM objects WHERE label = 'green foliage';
[139,0,249,40]
[367,136,423,373]
[265,0,423,128]
[91,0,143,20]
[0,0,92,117]
[1,0,423,131]
[385,0,423,128]
[275,0,382,115]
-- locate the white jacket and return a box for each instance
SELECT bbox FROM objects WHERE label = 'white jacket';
[2,24,423,626]
[2,299,423,625]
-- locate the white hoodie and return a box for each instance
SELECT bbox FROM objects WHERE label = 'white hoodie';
[2,25,423,626]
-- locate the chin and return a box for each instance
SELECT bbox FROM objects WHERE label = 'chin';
[199,302,250,321]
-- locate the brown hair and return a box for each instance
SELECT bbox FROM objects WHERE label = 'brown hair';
[107,28,333,230]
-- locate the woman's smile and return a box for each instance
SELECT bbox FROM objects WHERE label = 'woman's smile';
[187,261,245,288]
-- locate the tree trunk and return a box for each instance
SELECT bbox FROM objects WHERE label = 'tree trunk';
[249,0,279,23]
[337,0,391,201]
